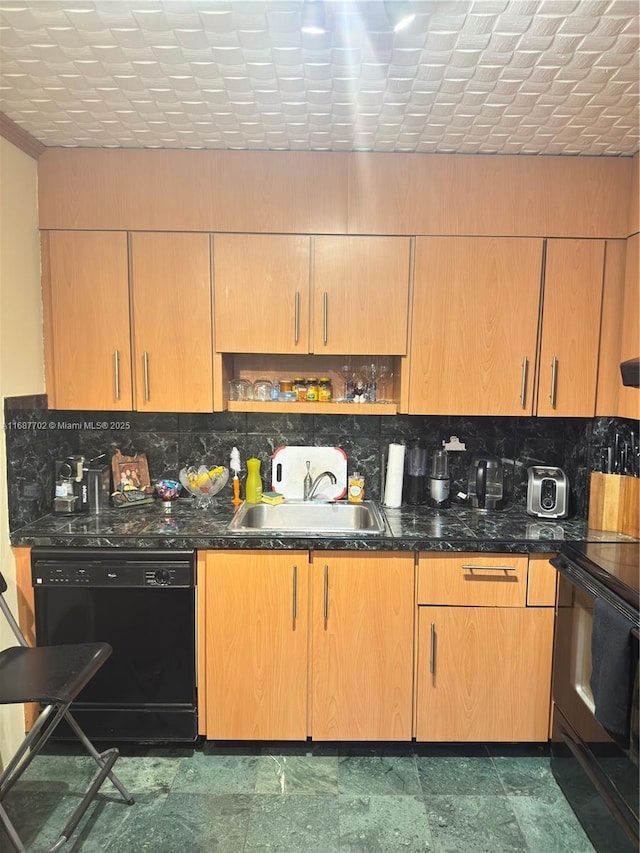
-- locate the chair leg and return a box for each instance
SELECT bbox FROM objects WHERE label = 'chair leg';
[0,802,25,852]
[0,705,134,852]
[63,712,135,806]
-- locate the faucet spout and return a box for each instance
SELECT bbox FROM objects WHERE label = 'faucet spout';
[305,470,337,501]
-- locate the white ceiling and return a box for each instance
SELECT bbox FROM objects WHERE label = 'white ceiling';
[0,0,638,155]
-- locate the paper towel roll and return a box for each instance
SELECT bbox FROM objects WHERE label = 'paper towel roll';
[384,443,406,508]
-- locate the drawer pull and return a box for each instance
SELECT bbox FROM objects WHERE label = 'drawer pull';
[294,291,300,345]
[143,351,150,402]
[461,564,517,572]
[114,350,120,400]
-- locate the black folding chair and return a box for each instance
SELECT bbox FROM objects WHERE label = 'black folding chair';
[0,570,134,852]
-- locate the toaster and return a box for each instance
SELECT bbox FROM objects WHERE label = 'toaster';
[527,466,569,518]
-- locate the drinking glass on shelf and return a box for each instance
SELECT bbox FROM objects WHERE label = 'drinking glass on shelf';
[376,359,394,402]
[337,357,356,401]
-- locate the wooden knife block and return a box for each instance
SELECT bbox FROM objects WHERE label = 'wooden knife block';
[588,473,640,538]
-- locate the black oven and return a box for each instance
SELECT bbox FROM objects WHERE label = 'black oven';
[551,543,639,853]
[31,547,198,743]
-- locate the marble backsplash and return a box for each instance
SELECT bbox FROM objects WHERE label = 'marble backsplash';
[3,394,637,532]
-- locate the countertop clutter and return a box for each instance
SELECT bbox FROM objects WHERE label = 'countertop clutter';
[9,499,635,552]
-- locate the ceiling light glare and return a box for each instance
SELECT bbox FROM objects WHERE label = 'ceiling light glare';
[301,1,326,35]
[384,1,415,32]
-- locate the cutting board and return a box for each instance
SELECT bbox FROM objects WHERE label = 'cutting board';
[271,446,347,500]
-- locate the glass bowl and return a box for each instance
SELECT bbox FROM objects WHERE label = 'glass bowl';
[179,465,229,509]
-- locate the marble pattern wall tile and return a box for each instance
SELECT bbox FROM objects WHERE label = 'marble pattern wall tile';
[5,395,621,531]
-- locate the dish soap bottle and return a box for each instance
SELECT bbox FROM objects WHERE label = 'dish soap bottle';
[245,457,263,504]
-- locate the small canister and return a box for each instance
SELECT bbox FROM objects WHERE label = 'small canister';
[348,472,365,503]
[306,377,319,402]
[318,377,333,402]
[293,377,307,402]
[279,379,293,394]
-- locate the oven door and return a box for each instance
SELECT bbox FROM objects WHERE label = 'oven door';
[551,560,639,852]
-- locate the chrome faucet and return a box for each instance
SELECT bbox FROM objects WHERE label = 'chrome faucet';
[304,470,337,501]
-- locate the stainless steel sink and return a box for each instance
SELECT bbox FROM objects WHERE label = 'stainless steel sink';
[227,500,387,535]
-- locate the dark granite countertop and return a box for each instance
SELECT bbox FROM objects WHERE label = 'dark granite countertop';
[9,499,636,552]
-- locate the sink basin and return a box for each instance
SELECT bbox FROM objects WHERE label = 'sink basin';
[228,500,387,535]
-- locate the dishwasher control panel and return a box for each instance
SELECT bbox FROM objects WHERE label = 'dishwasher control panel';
[31,548,195,588]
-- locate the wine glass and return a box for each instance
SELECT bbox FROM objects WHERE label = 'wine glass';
[337,357,356,401]
[376,359,394,402]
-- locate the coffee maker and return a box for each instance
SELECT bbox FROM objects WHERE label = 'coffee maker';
[54,456,89,515]
[468,456,504,511]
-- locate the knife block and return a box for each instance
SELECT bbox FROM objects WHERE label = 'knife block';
[588,473,640,538]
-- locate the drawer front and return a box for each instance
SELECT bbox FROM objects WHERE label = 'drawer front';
[417,553,528,606]
[526,555,557,607]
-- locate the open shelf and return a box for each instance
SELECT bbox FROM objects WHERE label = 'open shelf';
[227,401,397,415]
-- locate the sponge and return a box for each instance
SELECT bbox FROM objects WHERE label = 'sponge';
[261,492,285,505]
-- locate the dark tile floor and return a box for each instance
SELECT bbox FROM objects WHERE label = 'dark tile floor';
[2,742,595,852]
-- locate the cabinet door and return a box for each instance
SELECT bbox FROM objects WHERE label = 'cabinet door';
[130,232,213,412]
[416,607,553,742]
[43,231,132,410]
[312,236,411,355]
[619,233,639,420]
[409,237,542,415]
[537,239,605,417]
[205,550,309,740]
[311,552,414,741]
[213,234,311,353]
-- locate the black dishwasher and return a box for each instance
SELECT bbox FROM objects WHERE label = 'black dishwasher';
[31,547,197,743]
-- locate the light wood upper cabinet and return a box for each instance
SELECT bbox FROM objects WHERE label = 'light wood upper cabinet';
[310,552,414,741]
[213,234,311,353]
[415,606,554,742]
[130,232,213,412]
[42,231,133,411]
[408,237,542,415]
[536,239,605,417]
[312,236,411,355]
[204,550,309,741]
[618,233,639,420]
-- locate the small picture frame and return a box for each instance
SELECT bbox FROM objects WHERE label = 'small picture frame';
[111,449,152,494]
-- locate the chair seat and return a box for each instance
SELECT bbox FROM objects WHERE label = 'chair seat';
[0,643,112,705]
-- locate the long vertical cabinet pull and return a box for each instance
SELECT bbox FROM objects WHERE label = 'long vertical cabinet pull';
[519,356,528,409]
[292,565,298,622]
[143,351,150,402]
[322,292,328,345]
[294,291,300,345]
[114,350,121,400]
[550,356,558,408]
[323,564,329,625]
[429,622,436,684]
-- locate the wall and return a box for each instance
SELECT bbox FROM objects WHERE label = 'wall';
[0,137,45,762]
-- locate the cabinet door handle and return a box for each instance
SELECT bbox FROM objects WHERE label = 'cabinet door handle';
[114,350,120,400]
[323,564,329,624]
[461,564,517,572]
[550,356,558,409]
[429,622,436,679]
[322,291,328,345]
[143,351,150,402]
[519,356,528,409]
[294,291,300,345]
[292,565,298,622]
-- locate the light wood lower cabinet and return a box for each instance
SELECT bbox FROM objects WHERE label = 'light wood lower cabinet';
[415,606,554,742]
[204,550,309,740]
[415,552,555,742]
[201,550,414,741]
[310,552,414,741]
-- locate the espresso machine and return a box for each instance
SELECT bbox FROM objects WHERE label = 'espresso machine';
[54,456,89,515]
[54,454,110,515]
